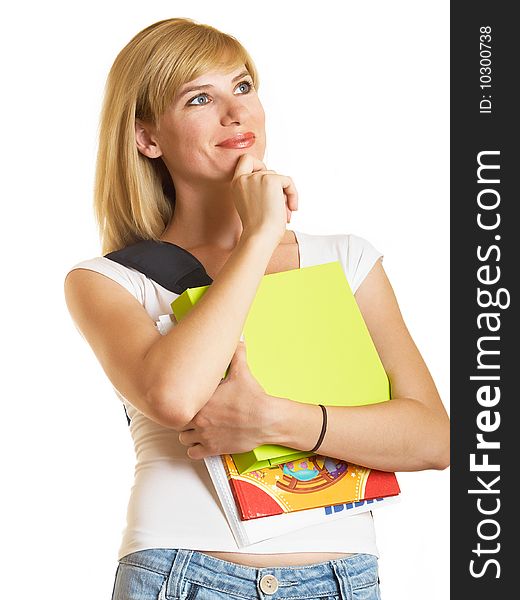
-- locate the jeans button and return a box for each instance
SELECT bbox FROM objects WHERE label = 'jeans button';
[259,574,279,594]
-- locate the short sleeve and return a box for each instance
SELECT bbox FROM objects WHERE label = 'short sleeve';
[67,257,144,303]
[345,234,383,293]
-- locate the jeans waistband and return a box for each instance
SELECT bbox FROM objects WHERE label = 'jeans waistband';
[119,548,379,599]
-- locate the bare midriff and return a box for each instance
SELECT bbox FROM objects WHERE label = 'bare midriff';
[199,550,355,567]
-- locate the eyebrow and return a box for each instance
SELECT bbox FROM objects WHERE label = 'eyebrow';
[178,70,251,99]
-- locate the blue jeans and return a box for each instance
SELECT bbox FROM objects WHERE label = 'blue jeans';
[111,549,381,599]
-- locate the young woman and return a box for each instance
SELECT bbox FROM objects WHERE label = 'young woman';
[64,17,449,600]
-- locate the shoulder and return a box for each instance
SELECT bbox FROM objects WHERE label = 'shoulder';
[344,234,384,291]
[294,229,383,293]
[65,256,145,303]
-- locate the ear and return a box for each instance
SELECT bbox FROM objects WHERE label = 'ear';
[135,119,163,159]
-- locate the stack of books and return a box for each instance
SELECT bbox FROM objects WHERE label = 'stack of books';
[204,452,399,547]
[171,261,400,547]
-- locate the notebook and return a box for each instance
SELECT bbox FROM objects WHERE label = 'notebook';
[171,260,391,473]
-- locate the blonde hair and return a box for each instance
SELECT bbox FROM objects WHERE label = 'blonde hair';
[94,18,259,254]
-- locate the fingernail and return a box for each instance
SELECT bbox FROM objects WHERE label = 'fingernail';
[240,333,245,342]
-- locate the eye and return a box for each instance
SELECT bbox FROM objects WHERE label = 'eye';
[235,80,254,94]
[186,79,254,107]
[187,93,210,106]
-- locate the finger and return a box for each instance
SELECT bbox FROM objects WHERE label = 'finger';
[233,153,267,179]
[178,430,198,446]
[228,340,247,376]
[279,176,298,211]
[236,339,247,358]
[187,444,205,460]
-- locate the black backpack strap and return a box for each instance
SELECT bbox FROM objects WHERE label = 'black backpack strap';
[104,240,213,425]
[104,239,213,293]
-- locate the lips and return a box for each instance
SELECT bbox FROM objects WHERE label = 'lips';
[217,132,256,149]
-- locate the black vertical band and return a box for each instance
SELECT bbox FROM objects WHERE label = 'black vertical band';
[451,3,516,596]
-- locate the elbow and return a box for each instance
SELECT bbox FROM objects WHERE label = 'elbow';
[409,418,450,471]
[412,447,450,472]
[420,408,450,471]
[144,385,198,431]
[427,429,451,471]
[436,417,451,470]
[430,447,450,471]
[438,440,451,470]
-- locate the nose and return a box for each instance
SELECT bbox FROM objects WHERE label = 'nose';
[220,95,249,126]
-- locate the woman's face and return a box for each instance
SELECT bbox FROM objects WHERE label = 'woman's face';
[149,65,266,183]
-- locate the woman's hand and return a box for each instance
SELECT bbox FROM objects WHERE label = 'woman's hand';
[231,153,298,246]
[178,340,274,460]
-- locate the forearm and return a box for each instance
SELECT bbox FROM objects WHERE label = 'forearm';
[145,233,276,426]
[264,395,450,472]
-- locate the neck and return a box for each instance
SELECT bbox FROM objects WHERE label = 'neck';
[161,178,244,251]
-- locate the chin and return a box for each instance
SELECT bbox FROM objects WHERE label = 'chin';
[235,146,266,164]
[209,146,266,181]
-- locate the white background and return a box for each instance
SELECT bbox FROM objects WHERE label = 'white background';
[1,1,449,598]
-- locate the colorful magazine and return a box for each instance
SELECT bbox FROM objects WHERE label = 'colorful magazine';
[221,453,400,520]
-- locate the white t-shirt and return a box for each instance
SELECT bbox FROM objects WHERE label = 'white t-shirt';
[69,229,383,560]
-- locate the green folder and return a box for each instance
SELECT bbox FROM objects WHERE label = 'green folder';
[171,261,390,474]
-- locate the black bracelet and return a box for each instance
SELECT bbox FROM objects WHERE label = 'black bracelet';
[310,404,328,453]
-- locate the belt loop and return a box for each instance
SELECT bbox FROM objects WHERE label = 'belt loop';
[331,559,353,599]
[165,549,194,599]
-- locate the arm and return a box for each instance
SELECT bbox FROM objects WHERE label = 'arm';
[64,233,276,430]
[65,155,298,431]
[180,261,450,472]
[266,260,450,472]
